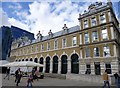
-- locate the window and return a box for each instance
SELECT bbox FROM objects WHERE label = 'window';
[84,20,88,28]
[31,46,34,52]
[100,14,106,24]
[86,64,91,74]
[102,29,108,40]
[84,32,89,44]
[54,39,58,49]
[103,46,110,56]
[41,44,44,51]
[91,17,97,26]
[92,31,98,42]
[47,42,50,50]
[72,36,77,46]
[62,38,67,48]
[85,47,90,57]
[36,45,38,52]
[105,63,111,74]
[94,47,99,57]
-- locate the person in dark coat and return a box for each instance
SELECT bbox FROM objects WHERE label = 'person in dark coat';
[114,73,118,85]
[4,67,10,80]
[16,68,22,86]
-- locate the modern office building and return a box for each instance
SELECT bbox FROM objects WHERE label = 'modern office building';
[10,1,120,75]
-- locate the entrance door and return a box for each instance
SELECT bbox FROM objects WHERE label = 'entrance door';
[94,62,101,75]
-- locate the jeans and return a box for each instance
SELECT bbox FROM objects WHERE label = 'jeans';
[27,81,32,88]
[117,78,120,88]
[103,81,110,88]
[4,73,10,80]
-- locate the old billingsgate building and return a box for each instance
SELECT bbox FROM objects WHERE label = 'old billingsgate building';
[10,2,120,76]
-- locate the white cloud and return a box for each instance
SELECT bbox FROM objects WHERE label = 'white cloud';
[0,8,11,27]
[24,1,90,38]
[8,17,29,31]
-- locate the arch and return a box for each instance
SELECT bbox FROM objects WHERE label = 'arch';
[45,56,50,73]
[22,59,24,61]
[52,56,58,73]
[71,54,79,74]
[26,59,28,61]
[30,58,33,61]
[19,59,21,62]
[34,58,38,71]
[39,57,44,72]
[34,58,38,63]
[61,55,68,74]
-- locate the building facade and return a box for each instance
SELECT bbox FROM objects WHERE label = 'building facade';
[10,2,120,75]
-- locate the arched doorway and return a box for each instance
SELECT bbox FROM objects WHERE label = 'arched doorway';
[39,57,44,72]
[71,54,79,74]
[52,56,58,73]
[26,59,28,61]
[30,58,33,61]
[22,59,24,61]
[45,56,50,73]
[61,55,67,74]
[34,58,38,71]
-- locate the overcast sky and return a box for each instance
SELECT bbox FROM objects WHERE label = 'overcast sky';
[1,0,120,38]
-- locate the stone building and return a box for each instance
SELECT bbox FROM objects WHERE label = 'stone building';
[10,1,120,75]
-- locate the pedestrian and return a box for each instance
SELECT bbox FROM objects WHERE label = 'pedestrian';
[4,67,10,80]
[15,68,19,82]
[27,74,33,88]
[32,68,35,80]
[16,68,22,86]
[114,72,118,86]
[117,71,120,88]
[102,70,110,88]
[34,70,39,81]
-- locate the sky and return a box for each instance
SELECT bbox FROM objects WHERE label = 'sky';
[1,0,120,39]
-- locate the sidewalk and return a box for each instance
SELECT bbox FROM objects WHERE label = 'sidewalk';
[1,74,116,87]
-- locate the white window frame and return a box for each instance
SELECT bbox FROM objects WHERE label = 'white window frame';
[94,47,100,57]
[92,31,98,42]
[72,36,77,46]
[62,38,67,48]
[84,20,88,28]
[54,39,58,49]
[85,47,90,58]
[100,14,106,24]
[91,17,97,26]
[47,42,50,50]
[84,32,89,44]
[102,28,108,40]
[103,46,110,57]
[41,44,44,51]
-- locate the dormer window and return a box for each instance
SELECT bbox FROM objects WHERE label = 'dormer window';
[48,29,53,38]
[100,14,106,24]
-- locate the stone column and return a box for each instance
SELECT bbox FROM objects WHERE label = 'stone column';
[43,60,46,73]
[91,62,95,75]
[58,60,61,74]
[67,59,71,74]
[50,60,53,73]
[101,62,105,75]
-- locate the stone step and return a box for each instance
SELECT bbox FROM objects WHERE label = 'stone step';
[44,73,66,79]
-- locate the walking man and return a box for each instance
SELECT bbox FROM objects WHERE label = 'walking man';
[4,67,10,80]
[114,72,118,86]
[102,70,110,88]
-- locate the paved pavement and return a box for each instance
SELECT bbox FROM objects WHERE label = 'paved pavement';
[1,74,115,87]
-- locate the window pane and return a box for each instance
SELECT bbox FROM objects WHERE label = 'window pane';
[92,31,98,41]
[102,29,108,40]
[94,47,99,57]
[73,37,77,46]
[92,17,97,26]
[105,63,111,74]
[84,20,88,28]
[86,47,90,57]
[103,46,110,56]
[85,33,89,44]
[100,14,106,23]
